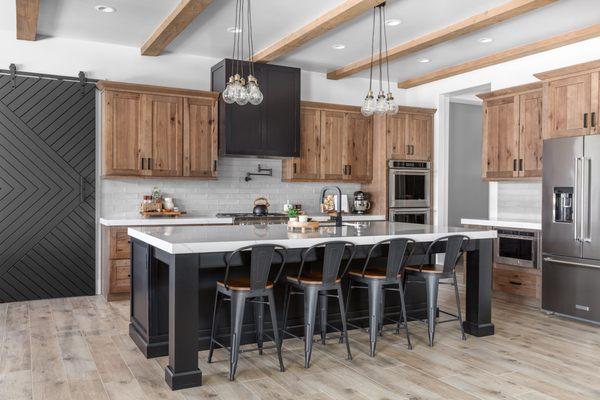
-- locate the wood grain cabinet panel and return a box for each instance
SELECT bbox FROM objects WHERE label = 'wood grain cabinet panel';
[344,112,373,182]
[283,107,321,180]
[544,74,592,138]
[109,227,130,259]
[482,96,519,179]
[406,113,432,161]
[110,259,131,294]
[183,97,218,178]
[320,110,346,181]
[386,113,408,159]
[519,91,543,177]
[102,91,141,176]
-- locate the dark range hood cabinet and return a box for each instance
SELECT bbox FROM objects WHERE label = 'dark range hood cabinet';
[211,59,300,157]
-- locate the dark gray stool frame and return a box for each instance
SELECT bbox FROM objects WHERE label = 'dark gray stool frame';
[345,238,415,356]
[281,241,356,368]
[207,244,287,381]
[404,235,469,346]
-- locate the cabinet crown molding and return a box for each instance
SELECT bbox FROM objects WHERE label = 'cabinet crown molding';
[97,80,219,99]
[477,82,542,100]
[534,59,600,80]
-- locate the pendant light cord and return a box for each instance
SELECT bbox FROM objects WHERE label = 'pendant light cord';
[383,5,391,94]
[368,7,375,93]
[239,0,245,80]
[378,5,383,94]
[247,0,255,77]
[232,0,240,76]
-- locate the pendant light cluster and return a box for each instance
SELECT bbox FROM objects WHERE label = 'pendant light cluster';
[361,3,398,117]
[222,0,263,106]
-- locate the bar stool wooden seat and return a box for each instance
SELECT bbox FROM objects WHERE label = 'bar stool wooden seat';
[281,241,355,368]
[346,238,415,356]
[208,244,287,381]
[404,235,469,346]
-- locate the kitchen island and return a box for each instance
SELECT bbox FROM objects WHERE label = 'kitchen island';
[127,222,497,390]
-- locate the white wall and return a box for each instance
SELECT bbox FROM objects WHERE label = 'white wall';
[402,37,600,225]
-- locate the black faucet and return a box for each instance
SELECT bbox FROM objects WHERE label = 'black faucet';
[320,186,343,227]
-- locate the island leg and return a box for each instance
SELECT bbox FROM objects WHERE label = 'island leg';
[463,238,495,337]
[165,254,203,390]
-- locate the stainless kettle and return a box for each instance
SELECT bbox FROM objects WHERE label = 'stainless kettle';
[252,197,270,216]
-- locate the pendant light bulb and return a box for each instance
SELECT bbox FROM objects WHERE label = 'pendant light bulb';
[235,77,249,105]
[386,92,398,115]
[222,76,236,104]
[374,91,387,115]
[361,91,375,117]
[247,75,263,105]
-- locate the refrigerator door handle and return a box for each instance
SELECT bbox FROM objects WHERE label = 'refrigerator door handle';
[574,157,581,242]
[543,257,600,270]
[583,157,592,243]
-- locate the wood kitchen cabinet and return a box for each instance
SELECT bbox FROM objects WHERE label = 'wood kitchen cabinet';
[282,102,373,183]
[386,112,433,161]
[478,82,543,180]
[102,226,131,301]
[535,60,600,139]
[98,81,219,178]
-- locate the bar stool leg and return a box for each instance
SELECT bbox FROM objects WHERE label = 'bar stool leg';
[453,272,467,340]
[424,275,439,347]
[397,281,412,350]
[340,282,354,344]
[303,286,319,368]
[367,281,383,357]
[254,296,264,355]
[336,286,352,361]
[319,291,328,345]
[267,290,285,372]
[208,290,222,363]
[229,292,247,381]
[379,289,386,337]
[282,284,291,336]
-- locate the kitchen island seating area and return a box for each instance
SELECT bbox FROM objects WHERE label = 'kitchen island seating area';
[127,222,496,390]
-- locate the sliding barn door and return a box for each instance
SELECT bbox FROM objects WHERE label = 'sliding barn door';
[0,74,96,302]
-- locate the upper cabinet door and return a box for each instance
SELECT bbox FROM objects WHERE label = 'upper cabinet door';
[386,113,408,160]
[544,73,592,138]
[344,112,373,182]
[141,95,183,177]
[519,91,543,177]
[406,113,432,161]
[483,96,519,179]
[288,107,321,180]
[103,91,141,176]
[320,110,345,181]
[183,98,218,178]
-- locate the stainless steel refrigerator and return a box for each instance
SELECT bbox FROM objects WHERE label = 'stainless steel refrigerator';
[542,135,600,323]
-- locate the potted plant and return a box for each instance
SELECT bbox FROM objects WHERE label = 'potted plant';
[287,208,300,222]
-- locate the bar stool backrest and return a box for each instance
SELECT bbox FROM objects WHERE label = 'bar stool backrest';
[361,238,415,280]
[224,244,287,291]
[298,241,356,286]
[420,235,470,275]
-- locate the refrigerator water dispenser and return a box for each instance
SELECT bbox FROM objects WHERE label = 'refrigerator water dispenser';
[553,187,573,223]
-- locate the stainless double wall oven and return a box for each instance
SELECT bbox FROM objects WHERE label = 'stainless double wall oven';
[388,160,431,224]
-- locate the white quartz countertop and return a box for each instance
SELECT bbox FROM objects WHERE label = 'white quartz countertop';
[99,214,386,227]
[128,222,497,254]
[461,218,541,231]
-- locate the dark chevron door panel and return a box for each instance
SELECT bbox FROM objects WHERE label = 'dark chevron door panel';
[0,74,96,302]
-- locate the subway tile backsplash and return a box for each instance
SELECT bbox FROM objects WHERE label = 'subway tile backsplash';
[496,181,542,222]
[100,157,361,218]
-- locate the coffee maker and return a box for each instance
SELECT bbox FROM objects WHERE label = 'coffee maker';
[352,191,371,214]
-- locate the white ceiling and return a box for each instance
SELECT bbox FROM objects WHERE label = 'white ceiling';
[3,0,600,83]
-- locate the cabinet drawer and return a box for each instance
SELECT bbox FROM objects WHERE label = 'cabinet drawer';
[110,227,131,259]
[493,267,539,299]
[110,259,131,294]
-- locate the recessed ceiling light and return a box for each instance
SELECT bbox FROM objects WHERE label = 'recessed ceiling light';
[418,58,430,63]
[95,5,116,13]
[478,37,493,44]
[226,26,242,33]
[331,44,346,50]
[385,19,402,26]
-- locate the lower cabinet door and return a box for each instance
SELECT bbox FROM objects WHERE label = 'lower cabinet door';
[110,259,131,294]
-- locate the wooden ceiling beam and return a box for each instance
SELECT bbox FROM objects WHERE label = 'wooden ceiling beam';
[16,0,40,41]
[141,0,213,56]
[397,24,600,89]
[327,0,558,80]
[253,0,385,63]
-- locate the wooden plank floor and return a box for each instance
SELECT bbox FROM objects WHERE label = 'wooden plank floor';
[1,284,600,400]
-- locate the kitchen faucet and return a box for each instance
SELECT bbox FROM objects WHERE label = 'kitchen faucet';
[320,186,343,227]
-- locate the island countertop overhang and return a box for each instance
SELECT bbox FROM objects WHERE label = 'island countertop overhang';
[128,222,497,255]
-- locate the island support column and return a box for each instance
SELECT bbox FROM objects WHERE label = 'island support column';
[165,253,203,390]
[463,238,495,336]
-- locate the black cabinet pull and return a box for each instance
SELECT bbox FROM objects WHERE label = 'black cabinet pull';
[584,113,588,128]
[592,112,596,128]
[406,145,410,155]
[513,159,517,172]
[293,163,297,174]
[148,158,152,170]
[213,160,218,172]
[509,280,522,286]
[519,159,523,171]
[140,158,145,170]
[348,165,352,176]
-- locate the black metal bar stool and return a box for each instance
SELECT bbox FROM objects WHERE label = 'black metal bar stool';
[345,238,415,356]
[281,241,355,368]
[404,235,469,346]
[207,244,287,381]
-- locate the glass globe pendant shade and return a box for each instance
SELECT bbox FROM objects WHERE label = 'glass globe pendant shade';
[247,75,263,105]
[222,76,236,104]
[235,77,249,105]
[361,91,375,117]
[386,92,398,115]
[374,92,387,115]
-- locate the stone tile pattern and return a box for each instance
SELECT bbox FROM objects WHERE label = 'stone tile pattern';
[497,181,542,222]
[100,157,361,218]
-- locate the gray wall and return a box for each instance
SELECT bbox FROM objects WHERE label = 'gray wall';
[448,102,488,226]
